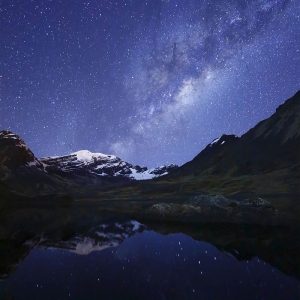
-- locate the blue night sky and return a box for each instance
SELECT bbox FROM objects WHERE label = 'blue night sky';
[1,0,299,167]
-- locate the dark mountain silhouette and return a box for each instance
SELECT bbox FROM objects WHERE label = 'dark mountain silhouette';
[163,91,300,196]
[171,91,300,177]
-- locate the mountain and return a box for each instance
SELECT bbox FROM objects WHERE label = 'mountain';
[0,130,177,196]
[0,131,42,174]
[166,90,300,195]
[41,150,177,180]
[0,91,299,198]
[174,91,300,175]
[0,130,71,196]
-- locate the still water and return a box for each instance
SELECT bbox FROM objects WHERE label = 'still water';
[1,221,299,300]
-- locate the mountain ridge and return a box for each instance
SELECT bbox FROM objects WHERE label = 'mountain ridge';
[0,130,178,195]
[169,90,300,179]
[41,149,178,180]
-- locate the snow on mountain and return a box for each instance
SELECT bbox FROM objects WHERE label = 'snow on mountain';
[208,135,238,148]
[44,220,145,255]
[128,168,157,180]
[41,150,177,180]
[72,150,117,163]
[0,130,177,183]
[210,137,221,145]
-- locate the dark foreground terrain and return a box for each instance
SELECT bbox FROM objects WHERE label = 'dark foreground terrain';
[0,202,300,299]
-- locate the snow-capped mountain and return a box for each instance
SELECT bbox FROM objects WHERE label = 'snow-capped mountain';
[0,130,178,197]
[41,150,177,180]
[0,130,177,183]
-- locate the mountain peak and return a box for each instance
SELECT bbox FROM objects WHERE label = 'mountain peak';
[0,130,26,144]
[71,150,117,163]
[0,130,41,169]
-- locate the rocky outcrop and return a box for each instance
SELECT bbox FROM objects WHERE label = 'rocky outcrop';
[0,131,42,170]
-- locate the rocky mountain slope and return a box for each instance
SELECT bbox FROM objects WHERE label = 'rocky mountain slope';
[170,91,300,182]
[0,131,42,175]
[0,131,64,196]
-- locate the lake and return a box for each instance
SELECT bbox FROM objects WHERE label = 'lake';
[0,220,299,300]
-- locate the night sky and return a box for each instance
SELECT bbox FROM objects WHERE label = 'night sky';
[1,0,299,167]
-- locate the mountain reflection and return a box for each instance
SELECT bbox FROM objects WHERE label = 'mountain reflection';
[1,218,300,300]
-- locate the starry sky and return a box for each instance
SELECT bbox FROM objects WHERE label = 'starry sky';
[1,0,299,167]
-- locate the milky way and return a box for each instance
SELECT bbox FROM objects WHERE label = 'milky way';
[1,0,299,166]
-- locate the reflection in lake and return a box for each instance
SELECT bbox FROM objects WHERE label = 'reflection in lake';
[0,220,300,300]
